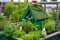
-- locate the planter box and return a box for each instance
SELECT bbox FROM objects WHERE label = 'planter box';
[0,36,16,40]
[0,32,60,40]
[40,32,60,40]
[0,36,8,40]
[58,33,60,40]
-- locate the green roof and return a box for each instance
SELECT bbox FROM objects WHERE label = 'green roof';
[23,5,48,20]
[32,10,48,20]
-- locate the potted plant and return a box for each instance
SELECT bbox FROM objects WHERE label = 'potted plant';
[44,20,55,35]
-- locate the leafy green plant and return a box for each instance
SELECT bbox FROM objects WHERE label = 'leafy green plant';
[11,2,28,22]
[22,31,46,40]
[0,31,4,36]
[44,20,55,33]
[12,9,20,22]
[4,2,16,18]
[17,21,39,33]
[16,2,28,21]
[3,23,17,37]
[58,12,60,20]
[48,14,53,19]
[12,30,26,38]
[58,23,60,31]
[0,15,7,31]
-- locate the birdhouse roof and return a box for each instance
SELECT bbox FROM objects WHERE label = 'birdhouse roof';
[22,5,48,20]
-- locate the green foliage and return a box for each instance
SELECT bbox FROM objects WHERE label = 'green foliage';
[3,23,17,37]
[58,12,60,20]
[17,2,28,21]
[42,0,47,1]
[0,15,7,30]
[22,31,46,40]
[12,9,20,22]
[17,21,39,33]
[33,5,43,11]
[12,2,28,22]
[44,20,55,33]
[4,1,28,22]
[48,14,53,19]
[53,11,57,17]
[12,30,26,38]
[4,2,16,18]
[58,23,60,31]
[0,31,4,36]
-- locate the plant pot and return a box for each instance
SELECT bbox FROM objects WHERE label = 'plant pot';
[16,38,23,40]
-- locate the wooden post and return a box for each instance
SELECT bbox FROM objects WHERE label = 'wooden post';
[55,3,58,32]
[56,3,58,12]
[44,4,46,11]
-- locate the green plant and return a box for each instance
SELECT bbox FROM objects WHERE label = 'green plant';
[3,23,17,37]
[48,14,53,19]
[12,30,26,38]
[0,31,4,36]
[33,5,43,11]
[58,23,60,31]
[17,2,28,21]
[59,12,60,20]
[0,15,7,31]
[12,9,20,22]
[4,2,16,18]
[44,20,55,33]
[17,21,39,33]
[11,2,28,22]
[22,31,46,40]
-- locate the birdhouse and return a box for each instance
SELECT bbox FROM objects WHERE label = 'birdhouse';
[22,5,48,30]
